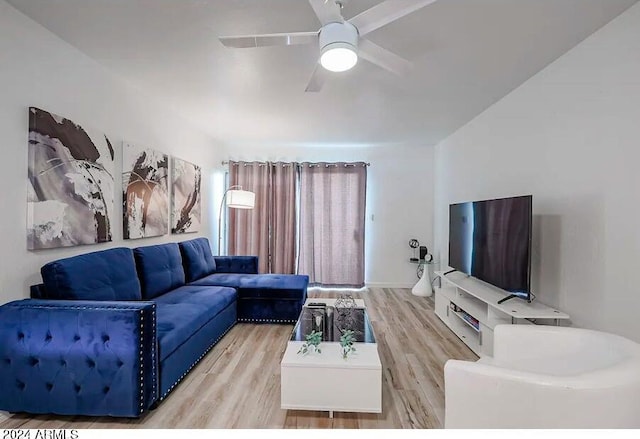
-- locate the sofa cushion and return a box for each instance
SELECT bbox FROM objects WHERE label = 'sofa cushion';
[213,256,258,274]
[179,238,216,282]
[188,273,254,289]
[153,285,237,360]
[134,243,185,299]
[41,247,142,301]
[158,302,236,399]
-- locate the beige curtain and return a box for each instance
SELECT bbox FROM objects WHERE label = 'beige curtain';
[228,161,297,274]
[297,162,367,287]
[270,163,297,274]
[228,162,270,273]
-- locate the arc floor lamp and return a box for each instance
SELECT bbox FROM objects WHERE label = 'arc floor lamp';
[218,185,255,255]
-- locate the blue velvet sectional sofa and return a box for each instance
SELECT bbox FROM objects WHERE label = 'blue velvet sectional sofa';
[0,238,308,418]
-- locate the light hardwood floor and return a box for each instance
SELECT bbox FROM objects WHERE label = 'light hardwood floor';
[0,288,477,429]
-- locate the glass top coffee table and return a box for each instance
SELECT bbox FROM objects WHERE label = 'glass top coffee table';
[280,298,382,417]
[290,301,376,344]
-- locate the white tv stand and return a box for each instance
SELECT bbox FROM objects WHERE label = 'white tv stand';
[434,271,570,357]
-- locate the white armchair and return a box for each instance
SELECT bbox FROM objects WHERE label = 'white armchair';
[444,324,640,428]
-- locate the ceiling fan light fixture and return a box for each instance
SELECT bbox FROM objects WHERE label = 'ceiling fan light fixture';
[320,42,358,72]
[319,22,359,73]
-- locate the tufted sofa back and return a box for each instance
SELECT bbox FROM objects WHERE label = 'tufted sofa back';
[213,256,258,274]
[133,243,186,299]
[40,248,142,301]
[179,237,216,282]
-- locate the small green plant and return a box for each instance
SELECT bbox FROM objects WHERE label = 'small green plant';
[340,330,357,359]
[298,330,322,355]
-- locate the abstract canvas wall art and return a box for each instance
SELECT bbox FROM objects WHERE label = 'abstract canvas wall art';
[27,107,115,249]
[122,143,169,239]
[171,157,201,234]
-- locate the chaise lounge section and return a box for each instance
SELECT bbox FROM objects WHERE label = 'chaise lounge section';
[0,237,308,417]
[180,238,308,323]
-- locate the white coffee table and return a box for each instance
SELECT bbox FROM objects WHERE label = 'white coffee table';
[280,298,382,417]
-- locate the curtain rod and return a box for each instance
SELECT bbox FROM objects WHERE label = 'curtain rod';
[221,161,371,167]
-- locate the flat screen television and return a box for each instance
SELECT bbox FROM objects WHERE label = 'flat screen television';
[448,195,532,303]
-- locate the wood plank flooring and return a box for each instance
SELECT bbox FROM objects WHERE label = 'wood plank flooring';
[0,288,477,429]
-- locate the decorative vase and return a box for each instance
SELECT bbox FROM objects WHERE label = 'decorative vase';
[412,262,433,297]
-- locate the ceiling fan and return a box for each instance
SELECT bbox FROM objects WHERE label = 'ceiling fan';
[219,0,438,92]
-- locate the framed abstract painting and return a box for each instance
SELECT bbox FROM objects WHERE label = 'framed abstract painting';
[171,157,201,234]
[27,107,115,249]
[122,142,169,239]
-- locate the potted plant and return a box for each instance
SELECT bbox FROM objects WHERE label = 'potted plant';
[340,330,356,359]
[298,330,322,355]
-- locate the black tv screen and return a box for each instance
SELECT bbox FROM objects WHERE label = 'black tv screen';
[449,195,532,299]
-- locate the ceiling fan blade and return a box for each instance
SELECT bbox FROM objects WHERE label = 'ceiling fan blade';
[308,0,344,26]
[349,0,437,36]
[305,63,328,92]
[219,31,317,49]
[359,39,412,77]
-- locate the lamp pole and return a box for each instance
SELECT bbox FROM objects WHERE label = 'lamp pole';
[218,185,243,255]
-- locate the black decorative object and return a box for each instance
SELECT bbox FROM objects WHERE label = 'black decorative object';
[419,245,434,263]
[409,238,419,262]
[334,294,357,335]
[310,308,325,334]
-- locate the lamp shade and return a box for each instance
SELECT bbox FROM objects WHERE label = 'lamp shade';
[226,189,255,209]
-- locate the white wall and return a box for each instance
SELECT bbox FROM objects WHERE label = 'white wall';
[434,3,640,341]
[0,1,223,303]
[223,144,434,288]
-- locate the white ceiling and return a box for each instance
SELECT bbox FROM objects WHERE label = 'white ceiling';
[7,0,637,147]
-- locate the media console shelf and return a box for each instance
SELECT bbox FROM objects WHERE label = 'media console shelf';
[434,270,570,357]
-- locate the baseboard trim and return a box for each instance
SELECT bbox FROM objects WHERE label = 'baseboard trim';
[365,282,414,289]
